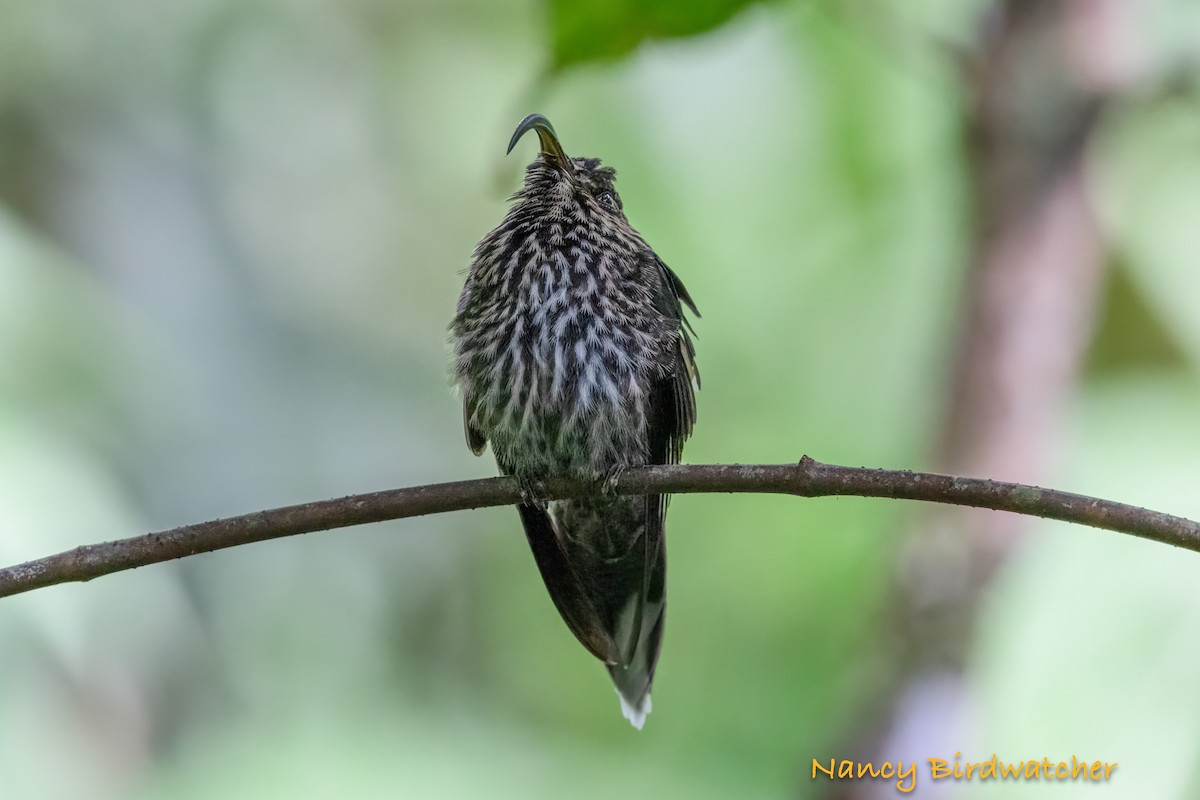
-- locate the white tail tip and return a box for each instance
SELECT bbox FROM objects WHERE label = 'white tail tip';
[618,690,652,730]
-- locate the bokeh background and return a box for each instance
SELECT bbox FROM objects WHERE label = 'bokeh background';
[2,0,1200,797]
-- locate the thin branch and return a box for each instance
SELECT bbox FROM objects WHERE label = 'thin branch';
[1,456,1196,599]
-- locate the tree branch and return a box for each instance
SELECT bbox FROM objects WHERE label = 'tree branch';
[1,456,1195,599]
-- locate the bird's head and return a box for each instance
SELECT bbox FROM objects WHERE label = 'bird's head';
[506,113,627,221]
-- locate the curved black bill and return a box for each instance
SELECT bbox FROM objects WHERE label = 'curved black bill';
[507,113,574,174]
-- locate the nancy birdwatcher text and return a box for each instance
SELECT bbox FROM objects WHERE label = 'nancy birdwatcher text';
[812,753,1118,793]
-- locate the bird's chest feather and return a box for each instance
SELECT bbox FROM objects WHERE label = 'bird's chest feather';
[462,246,657,474]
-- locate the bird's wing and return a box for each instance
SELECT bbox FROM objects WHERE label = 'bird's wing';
[649,254,699,464]
[494,453,621,664]
[603,255,700,721]
[513,502,622,664]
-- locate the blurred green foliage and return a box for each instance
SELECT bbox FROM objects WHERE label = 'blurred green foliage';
[0,0,1199,798]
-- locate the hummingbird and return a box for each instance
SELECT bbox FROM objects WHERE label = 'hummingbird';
[451,114,699,728]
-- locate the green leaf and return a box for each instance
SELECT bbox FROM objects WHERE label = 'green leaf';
[548,0,780,70]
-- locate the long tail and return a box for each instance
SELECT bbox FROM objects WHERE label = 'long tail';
[515,495,667,729]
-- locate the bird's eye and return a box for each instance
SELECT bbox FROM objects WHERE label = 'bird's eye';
[598,192,617,210]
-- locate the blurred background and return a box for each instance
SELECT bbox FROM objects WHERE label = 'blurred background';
[2,0,1200,797]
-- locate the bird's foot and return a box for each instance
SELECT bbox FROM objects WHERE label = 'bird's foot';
[600,466,625,497]
[518,477,549,510]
